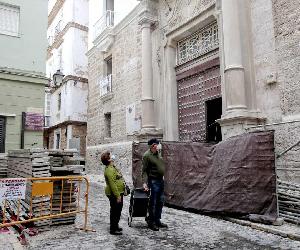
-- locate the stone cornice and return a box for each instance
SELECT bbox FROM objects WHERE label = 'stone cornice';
[48,0,65,27]
[50,75,88,93]
[47,22,88,57]
[138,10,157,25]
[0,67,48,81]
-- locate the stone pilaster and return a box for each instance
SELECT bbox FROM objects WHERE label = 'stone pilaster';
[137,10,162,140]
[217,0,265,139]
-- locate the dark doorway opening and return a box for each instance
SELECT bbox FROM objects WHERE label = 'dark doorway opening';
[206,98,222,142]
[0,116,6,153]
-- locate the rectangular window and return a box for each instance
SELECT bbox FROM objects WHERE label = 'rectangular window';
[99,57,112,96]
[104,113,111,138]
[0,116,6,153]
[0,3,20,36]
[58,93,61,111]
[55,133,60,149]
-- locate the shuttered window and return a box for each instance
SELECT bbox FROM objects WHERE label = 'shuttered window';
[0,117,6,153]
[0,3,20,36]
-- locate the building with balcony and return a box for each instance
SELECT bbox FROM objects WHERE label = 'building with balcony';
[87,0,300,184]
[0,0,48,152]
[45,0,89,156]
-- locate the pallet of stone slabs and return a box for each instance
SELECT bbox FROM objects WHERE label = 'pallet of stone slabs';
[8,149,31,158]
[32,157,50,164]
[51,217,76,226]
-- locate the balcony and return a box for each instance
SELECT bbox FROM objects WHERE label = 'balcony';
[99,74,112,97]
[93,10,115,40]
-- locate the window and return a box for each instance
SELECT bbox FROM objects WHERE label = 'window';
[55,132,61,149]
[0,3,20,36]
[104,113,111,138]
[0,116,6,153]
[99,57,113,96]
[58,93,61,111]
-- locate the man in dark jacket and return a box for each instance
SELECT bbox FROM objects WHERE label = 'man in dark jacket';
[142,138,168,231]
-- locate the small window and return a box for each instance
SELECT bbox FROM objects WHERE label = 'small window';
[55,133,61,149]
[99,56,113,96]
[58,93,61,111]
[104,113,111,138]
[0,3,20,36]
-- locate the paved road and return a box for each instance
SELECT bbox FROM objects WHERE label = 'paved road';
[26,175,300,250]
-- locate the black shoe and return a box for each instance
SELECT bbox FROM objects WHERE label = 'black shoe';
[116,226,123,232]
[110,230,123,235]
[148,224,159,231]
[157,222,168,228]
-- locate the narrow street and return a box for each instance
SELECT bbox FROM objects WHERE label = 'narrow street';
[26,176,300,250]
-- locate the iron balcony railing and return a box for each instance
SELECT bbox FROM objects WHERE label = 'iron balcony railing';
[99,74,112,96]
[93,10,114,40]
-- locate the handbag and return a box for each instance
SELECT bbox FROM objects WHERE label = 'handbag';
[124,183,131,196]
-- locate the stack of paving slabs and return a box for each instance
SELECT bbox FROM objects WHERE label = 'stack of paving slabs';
[278,180,300,224]
[7,149,52,230]
[48,149,84,226]
[0,153,8,178]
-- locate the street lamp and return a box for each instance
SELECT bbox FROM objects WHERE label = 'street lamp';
[53,69,64,86]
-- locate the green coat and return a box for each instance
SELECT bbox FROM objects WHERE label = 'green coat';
[104,164,125,198]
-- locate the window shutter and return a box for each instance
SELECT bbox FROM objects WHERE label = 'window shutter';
[0,3,20,36]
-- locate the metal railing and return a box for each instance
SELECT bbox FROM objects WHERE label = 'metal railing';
[93,10,114,40]
[0,176,93,232]
[99,74,112,96]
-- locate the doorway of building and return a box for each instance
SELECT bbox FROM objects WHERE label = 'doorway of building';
[0,117,6,153]
[206,97,222,142]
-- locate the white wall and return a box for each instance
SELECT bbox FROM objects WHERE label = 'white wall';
[47,0,88,79]
[88,0,139,49]
[50,81,88,126]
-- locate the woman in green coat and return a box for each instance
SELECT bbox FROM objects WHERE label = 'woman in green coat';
[101,151,125,235]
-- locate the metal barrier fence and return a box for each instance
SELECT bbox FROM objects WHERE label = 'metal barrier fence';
[0,176,93,231]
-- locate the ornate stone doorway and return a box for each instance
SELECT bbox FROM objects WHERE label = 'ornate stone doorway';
[176,58,221,142]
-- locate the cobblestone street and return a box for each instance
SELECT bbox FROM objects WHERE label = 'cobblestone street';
[23,175,300,250]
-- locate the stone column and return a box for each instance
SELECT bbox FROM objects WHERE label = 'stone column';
[217,0,266,139]
[164,42,179,141]
[221,0,247,115]
[138,11,157,131]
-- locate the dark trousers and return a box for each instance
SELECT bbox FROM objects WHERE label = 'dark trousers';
[148,178,164,225]
[108,195,123,231]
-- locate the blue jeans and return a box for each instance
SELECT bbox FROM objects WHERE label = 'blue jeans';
[148,178,164,225]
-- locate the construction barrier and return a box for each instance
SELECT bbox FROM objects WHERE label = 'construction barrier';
[0,176,93,232]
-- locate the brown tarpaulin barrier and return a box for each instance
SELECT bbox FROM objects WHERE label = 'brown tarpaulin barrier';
[132,131,278,221]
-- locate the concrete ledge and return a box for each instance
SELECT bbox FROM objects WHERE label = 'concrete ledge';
[224,217,300,241]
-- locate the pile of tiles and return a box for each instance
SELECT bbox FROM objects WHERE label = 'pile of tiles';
[4,149,85,229]
[0,153,8,178]
[48,149,84,226]
[7,149,51,230]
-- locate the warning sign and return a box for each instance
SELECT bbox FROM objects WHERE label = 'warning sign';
[0,178,27,201]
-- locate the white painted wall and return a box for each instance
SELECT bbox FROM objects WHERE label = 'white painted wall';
[50,81,88,126]
[47,0,89,127]
[88,0,139,49]
[47,0,88,78]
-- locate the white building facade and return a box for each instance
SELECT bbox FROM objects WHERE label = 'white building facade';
[45,0,89,156]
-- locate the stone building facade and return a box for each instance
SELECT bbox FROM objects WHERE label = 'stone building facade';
[87,0,300,183]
